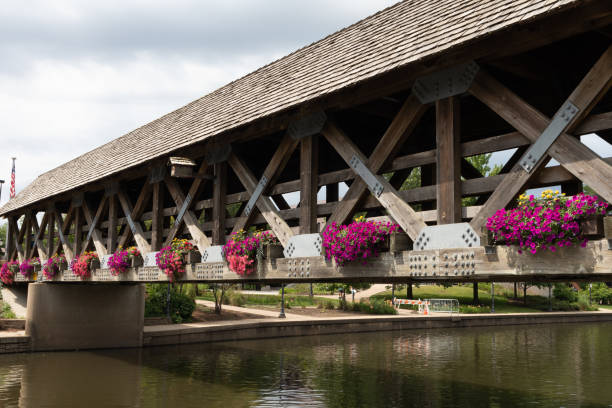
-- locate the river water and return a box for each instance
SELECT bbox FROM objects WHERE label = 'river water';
[0,322,610,407]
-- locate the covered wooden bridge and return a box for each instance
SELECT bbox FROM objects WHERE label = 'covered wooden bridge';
[2,0,612,286]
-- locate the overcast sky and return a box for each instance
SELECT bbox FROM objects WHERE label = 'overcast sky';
[0,0,398,207]
[0,0,610,209]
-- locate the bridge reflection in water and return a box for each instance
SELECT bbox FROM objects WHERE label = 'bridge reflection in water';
[0,322,611,407]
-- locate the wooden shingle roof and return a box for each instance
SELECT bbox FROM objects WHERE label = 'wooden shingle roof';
[0,0,582,215]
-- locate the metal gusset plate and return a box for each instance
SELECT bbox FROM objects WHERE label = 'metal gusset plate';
[175,193,192,225]
[349,155,384,197]
[202,245,225,263]
[143,252,159,267]
[283,234,323,258]
[412,61,479,104]
[287,111,327,140]
[520,100,579,172]
[243,175,268,216]
[100,254,112,269]
[414,223,480,250]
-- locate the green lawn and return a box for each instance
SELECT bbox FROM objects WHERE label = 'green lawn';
[598,305,612,310]
[371,284,544,313]
[197,292,338,308]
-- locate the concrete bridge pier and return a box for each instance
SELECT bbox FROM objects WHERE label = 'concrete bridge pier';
[25,283,145,351]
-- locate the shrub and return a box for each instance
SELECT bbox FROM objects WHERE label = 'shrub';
[145,284,196,323]
[553,284,578,302]
[352,299,397,315]
[459,305,490,314]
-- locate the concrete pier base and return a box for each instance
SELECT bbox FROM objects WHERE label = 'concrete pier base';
[25,283,145,351]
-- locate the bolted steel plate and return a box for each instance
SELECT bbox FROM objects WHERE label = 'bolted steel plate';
[202,245,225,263]
[414,223,480,250]
[283,234,323,258]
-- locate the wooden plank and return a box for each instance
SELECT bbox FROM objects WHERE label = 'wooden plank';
[212,162,227,245]
[53,207,74,262]
[23,214,32,259]
[299,135,319,234]
[81,197,108,256]
[232,134,299,233]
[164,177,211,252]
[321,120,426,239]
[151,183,164,251]
[107,195,118,253]
[47,211,56,257]
[228,152,294,247]
[30,212,49,261]
[9,217,24,261]
[4,216,15,261]
[436,96,461,224]
[327,95,428,226]
[117,187,152,255]
[117,182,152,249]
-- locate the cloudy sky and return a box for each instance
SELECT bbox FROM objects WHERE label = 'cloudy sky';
[0,0,398,207]
[0,0,609,209]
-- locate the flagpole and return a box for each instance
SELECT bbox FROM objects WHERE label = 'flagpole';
[9,157,15,199]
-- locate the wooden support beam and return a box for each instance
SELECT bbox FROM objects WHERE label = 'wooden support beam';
[436,96,461,224]
[53,207,74,263]
[73,207,83,256]
[164,160,212,247]
[325,183,339,203]
[9,217,24,261]
[321,120,426,239]
[228,152,294,247]
[212,162,227,245]
[107,195,118,254]
[117,182,152,250]
[300,135,319,234]
[272,195,291,210]
[151,183,164,251]
[469,46,612,230]
[117,187,152,255]
[164,177,210,252]
[23,214,32,260]
[47,210,56,256]
[31,212,50,261]
[327,95,428,226]
[232,134,299,233]
[4,216,15,261]
[82,197,108,256]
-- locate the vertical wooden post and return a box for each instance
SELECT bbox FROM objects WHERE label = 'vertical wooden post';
[436,96,461,224]
[300,135,319,234]
[326,183,338,203]
[47,211,56,257]
[4,216,14,261]
[73,207,82,256]
[421,164,436,210]
[151,183,164,251]
[212,162,227,245]
[23,214,32,260]
[107,195,118,254]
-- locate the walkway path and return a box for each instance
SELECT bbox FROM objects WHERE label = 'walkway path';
[196,299,311,320]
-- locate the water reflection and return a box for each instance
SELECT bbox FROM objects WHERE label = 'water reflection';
[0,323,610,407]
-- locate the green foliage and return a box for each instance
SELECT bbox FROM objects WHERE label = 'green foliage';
[145,284,196,323]
[584,283,612,305]
[553,283,578,302]
[459,305,490,314]
[350,299,397,315]
[0,301,16,319]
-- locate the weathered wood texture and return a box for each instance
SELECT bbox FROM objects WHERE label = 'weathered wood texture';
[436,97,461,224]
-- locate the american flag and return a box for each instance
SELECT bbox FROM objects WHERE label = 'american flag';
[9,158,15,199]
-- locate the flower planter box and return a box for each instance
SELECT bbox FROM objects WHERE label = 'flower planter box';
[182,251,201,264]
[261,243,284,261]
[579,214,605,238]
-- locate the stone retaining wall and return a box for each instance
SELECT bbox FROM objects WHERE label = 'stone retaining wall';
[0,335,31,354]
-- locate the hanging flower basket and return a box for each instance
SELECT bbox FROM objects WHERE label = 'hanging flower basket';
[70,252,99,279]
[108,247,142,276]
[322,216,401,266]
[0,261,19,285]
[43,254,67,280]
[486,190,608,255]
[223,230,280,276]
[155,239,195,281]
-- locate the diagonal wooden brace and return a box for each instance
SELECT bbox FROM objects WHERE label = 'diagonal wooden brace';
[321,120,426,240]
[232,134,300,234]
[327,94,428,227]
[82,196,108,256]
[164,177,211,252]
[29,212,49,261]
[164,159,213,249]
[53,206,74,262]
[117,182,152,250]
[469,45,612,230]
[117,187,152,255]
[228,152,295,247]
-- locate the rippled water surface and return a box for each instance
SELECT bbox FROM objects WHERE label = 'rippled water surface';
[0,322,611,407]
